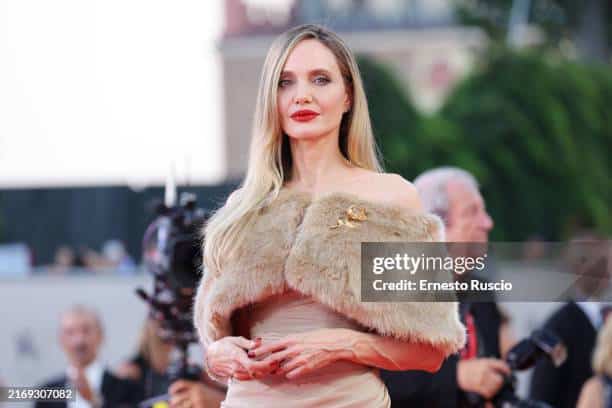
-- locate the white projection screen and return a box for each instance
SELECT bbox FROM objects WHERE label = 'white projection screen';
[0,0,224,189]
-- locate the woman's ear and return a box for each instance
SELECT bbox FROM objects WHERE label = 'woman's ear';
[343,95,352,113]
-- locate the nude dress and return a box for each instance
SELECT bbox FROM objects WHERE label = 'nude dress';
[221,290,391,408]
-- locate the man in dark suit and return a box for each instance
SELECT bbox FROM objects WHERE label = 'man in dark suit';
[529,234,610,408]
[382,167,514,407]
[35,305,141,408]
[529,301,597,408]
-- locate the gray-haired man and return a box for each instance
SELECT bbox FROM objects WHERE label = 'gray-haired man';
[383,167,514,407]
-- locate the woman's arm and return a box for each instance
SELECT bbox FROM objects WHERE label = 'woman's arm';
[248,328,445,380]
[194,270,276,383]
[347,329,445,372]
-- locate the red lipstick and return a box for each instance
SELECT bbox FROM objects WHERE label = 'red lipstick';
[290,109,319,122]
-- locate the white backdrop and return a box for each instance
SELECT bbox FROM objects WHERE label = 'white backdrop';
[0,0,224,188]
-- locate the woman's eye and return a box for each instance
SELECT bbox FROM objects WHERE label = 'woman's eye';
[279,79,292,88]
[313,76,330,85]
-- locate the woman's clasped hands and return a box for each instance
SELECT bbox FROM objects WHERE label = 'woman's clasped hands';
[206,329,354,381]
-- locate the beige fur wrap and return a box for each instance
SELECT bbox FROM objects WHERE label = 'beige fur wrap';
[193,189,466,357]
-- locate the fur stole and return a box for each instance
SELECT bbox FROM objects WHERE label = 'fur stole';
[194,189,466,357]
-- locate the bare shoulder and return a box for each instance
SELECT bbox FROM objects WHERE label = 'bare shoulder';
[382,173,423,211]
[361,172,423,212]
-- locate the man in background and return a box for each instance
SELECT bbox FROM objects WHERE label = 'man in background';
[529,232,611,408]
[36,305,141,408]
[382,166,514,407]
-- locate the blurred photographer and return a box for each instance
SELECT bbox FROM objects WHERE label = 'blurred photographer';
[117,318,225,408]
[116,318,173,397]
[530,232,611,408]
[137,192,225,408]
[382,167,515,407]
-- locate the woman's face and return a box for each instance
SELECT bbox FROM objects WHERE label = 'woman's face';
[277,39,351,141]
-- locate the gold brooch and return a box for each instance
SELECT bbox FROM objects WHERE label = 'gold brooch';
[330,205,368,229]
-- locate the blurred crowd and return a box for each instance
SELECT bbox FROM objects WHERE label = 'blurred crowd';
[0,240,138,277]
[49,240,137,275]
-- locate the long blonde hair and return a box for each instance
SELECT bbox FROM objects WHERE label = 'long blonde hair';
[204,24,382,272]
[136,318,172,368]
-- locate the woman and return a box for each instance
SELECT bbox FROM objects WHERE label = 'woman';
[194,24,465,407]
[117,318,226,408]
[116,318,173,398]
[578,316,612,408]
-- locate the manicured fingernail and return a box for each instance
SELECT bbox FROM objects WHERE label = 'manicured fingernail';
[248,351,255,357]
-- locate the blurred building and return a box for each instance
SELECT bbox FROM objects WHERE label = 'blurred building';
[221,0,486,179]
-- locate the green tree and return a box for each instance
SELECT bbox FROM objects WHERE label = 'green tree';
[441,49,611,239]
[357,56,463,177]
[456,0,611,61]
[359,50,611,240]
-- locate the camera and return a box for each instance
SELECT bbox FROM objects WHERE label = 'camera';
[136,189,209,406]
[490,329,567,408]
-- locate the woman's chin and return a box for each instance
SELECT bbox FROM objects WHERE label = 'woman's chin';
[285,128,331,141]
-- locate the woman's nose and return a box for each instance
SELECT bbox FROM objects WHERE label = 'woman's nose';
[294,82,313,105]
[295,94,312,105]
